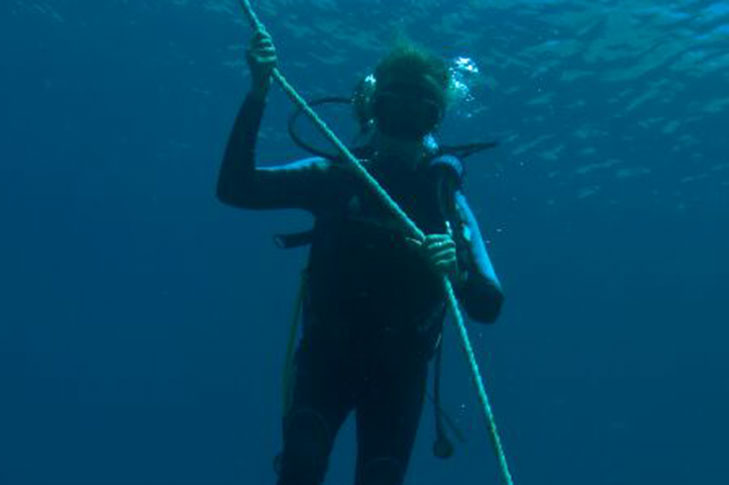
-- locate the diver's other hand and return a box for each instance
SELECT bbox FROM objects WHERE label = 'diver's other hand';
[246,29,277,99]
[406,233,459,280]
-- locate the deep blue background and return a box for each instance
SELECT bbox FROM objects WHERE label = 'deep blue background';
[1,1,727,484]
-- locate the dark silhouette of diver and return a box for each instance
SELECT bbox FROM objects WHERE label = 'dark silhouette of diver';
[217,30,504,485]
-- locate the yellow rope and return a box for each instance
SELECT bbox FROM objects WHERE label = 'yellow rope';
[237,2,515,483]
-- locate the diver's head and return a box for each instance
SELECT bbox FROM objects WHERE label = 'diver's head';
[371,42,450,141]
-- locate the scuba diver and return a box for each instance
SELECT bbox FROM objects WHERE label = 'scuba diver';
[217,30,504,485]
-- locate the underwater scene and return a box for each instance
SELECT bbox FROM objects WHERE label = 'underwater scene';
[1,1,727,484]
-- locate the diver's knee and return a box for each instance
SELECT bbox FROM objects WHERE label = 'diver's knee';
[278,408,332,485]
[358,457,405,485]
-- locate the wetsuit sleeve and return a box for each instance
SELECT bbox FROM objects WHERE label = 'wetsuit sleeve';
[452,191,504,323]
[216,92,336,212]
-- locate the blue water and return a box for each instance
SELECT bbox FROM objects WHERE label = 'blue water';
[1,1,727,484]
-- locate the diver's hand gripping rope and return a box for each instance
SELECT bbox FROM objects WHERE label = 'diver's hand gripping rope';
[236,2,514,484]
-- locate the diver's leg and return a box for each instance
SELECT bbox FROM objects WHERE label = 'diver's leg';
[277,324,355,485]
[354,357,428,485]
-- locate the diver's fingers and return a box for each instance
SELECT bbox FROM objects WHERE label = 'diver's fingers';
[252,29,271,41]
[251,42,275,54]
[254,39,275,50]
[250,31,275,53]
[247,52,277,67]
[425,233,453,244]
[404,237,424,249]
[247,39,277,61]
[431,247,456,263]
[425,238,455,253]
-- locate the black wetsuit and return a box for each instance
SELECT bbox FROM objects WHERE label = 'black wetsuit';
[218,93,504,485]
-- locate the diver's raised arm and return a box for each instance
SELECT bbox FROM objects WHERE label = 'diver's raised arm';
[216,30,276,207]
[216,90,267,208]
[217,31,338,212]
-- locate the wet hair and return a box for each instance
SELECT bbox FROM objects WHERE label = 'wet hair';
[373,40,451,108]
